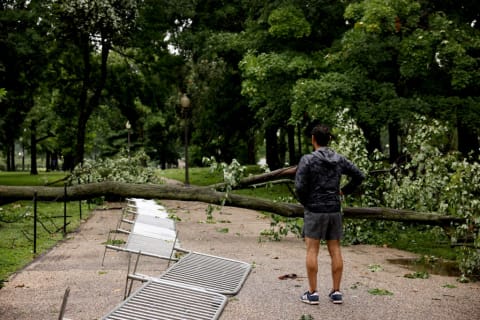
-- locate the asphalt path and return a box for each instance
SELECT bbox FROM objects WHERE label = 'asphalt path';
[0,200,479,320]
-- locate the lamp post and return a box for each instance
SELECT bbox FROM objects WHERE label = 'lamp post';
[125,120,131,157]
[180,93,191,186]
[19,137,25,171]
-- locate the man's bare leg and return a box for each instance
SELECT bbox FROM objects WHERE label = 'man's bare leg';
[327,239,343,291]
[305,237,320,293]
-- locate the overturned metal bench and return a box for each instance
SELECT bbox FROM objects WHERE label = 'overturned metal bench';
[102,279,227,320]
[127,251,252,296]
[101,200,179,267]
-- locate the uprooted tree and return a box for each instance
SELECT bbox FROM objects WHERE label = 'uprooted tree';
[0,166,465,228]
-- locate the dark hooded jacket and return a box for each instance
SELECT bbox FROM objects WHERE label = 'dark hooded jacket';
[295,147,365,213]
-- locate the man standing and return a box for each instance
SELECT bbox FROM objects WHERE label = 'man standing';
[295,124,365,305]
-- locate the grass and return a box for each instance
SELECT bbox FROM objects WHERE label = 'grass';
[159,166,295,201]
[0,171,91,286]
[390,225,456,260]
[235,183,296,201]
[159,164,265,186]
[0,171,68,186]
[0,200,91,285]
[343,219,457,262]
[158,167,223,186]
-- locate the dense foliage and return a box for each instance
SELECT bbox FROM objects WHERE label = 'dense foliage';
[321,113,479,279]
[70,150,164,185]
[245,110,480,279]
[1,0,479,171]
[365,116,480,279]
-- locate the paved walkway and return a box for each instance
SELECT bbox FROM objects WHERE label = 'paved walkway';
[0,201,479,320]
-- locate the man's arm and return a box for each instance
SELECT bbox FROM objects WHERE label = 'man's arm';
[340,159,365,195]
[294,157,310,205]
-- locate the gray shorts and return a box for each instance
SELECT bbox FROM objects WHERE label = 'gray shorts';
[303,211,343,240]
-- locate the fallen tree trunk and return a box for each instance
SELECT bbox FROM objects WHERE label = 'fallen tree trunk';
[0,181,464,227]
[210,166,297,190]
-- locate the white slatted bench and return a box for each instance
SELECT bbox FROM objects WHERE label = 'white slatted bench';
[102,279,227,320]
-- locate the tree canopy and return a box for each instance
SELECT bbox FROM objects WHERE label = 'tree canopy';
[0,0,478,171]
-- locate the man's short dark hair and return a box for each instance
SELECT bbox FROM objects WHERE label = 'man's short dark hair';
[311,124,333,146]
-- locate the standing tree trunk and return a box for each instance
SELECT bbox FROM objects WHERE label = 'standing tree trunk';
[265,126,280,170]
[46,151,51,171]
[30,120,38,175]
[52,152,59,170]
[388,122,399,163]
[5,142,13,171]
[278,128,286,167]
[62,154,74,172]
[74,107,89,169]
[457,119,479,158]
[358,121,382,156]
[287,125,296,165]
[73,34,111,169]
[247,128,256,165]
[73,34,92,169]
[9,141,16,171]
[297,124,303,158]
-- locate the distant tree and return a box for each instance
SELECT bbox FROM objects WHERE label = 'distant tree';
[289,0,480,160]
[0,1,49,171]
[239,0,349,169]
[48,0,139,170]
[22,95,56,174]
[396,3,480,156]
[101,1,188,165]
[171,0,257,165]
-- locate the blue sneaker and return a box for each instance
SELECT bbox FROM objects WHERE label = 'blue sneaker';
[301,291,319,305]
[329,290,343,304]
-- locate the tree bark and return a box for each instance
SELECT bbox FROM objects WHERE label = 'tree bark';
[73,33,92,170]
[457,118,479,158]
[287,125,296,165]
[388,122,399,163]
[208,166,296,191]
[73,34,111,169]
[0,181,464,227]
[265,126,280,170]
[30,120,38,175]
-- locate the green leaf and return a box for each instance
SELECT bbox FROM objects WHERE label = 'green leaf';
[268,5,311,39]
[368,288,393,296]
[368,264,383,272]
[404,271,429,279]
